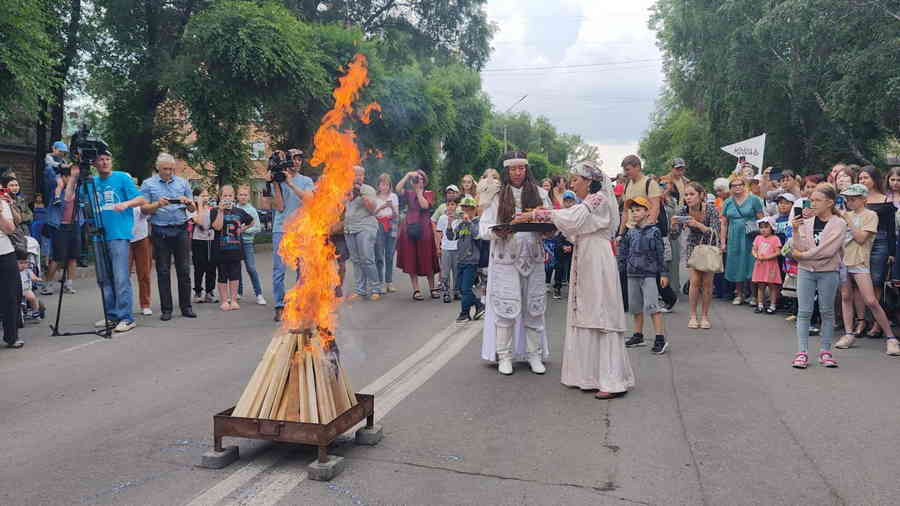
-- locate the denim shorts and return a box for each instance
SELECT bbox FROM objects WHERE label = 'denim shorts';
[869,232,889,285]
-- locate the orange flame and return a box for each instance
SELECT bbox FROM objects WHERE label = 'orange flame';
[360,103,382,124]
[278,54,378,332]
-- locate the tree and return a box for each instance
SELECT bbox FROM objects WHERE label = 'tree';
[0,0,59,135]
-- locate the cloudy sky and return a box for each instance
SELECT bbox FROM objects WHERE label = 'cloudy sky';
[481,0,663,173]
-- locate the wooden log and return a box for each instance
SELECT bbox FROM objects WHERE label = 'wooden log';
[339,366,358,408]
[233,335,282,418]
[282,352,302,422]
[313,353,337,424]
[265,335,296,419]
[304,351,319,424]
[258,334,289,418]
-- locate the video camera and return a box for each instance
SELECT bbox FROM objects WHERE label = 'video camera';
[63,125,110,180]
[267,150,294,183]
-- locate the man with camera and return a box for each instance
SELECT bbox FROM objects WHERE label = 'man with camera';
[84,151,146,332]
[268,149,314,322]
[141,153,197,321]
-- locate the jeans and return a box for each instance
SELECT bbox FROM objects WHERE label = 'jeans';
[458,263,479,315]
[151,227,192,313]
[237,241,263,297]
[272,232,286,308]
[346,229,381,296]
[439,249,459,296]
[94,239,133,323]
[374,226,396,285]
[796,269,839,353]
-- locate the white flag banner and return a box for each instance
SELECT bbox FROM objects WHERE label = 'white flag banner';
[721,133,766,172]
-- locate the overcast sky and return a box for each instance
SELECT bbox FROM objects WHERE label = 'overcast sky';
[481,0,663,173]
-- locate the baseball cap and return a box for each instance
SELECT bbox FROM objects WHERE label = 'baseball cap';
[672,158,686,168]
[52,141,68,153]
[562,190,577,200]
[287,148,303,159]
[445,184,460,193]
[841,183,869,197]
[625,196,651,209]
[459,195,477,207]
[776,192,797,203]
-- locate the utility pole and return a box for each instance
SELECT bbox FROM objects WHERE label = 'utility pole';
[502,94,528,152]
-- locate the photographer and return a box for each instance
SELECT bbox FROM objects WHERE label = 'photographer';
[42,164,82,295]
[84,152,146,332]
[344,165,382,300]
[268,149,314,322]
[140,153,197,321]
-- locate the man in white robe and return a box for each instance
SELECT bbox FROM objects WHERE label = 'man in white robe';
[478,153,551,375]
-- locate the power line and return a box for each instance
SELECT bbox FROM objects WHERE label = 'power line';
[481,59,660,72]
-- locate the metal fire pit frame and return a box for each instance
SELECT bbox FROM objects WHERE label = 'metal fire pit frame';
[213,393,375,465]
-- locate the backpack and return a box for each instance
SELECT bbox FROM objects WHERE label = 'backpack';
[625,177,668,237]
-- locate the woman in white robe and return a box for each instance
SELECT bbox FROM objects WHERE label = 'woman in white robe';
[513,162,635,398]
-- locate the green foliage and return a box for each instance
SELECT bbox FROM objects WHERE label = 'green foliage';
[0,0,60,134]
[647,0,900,175]
[489,111,595,169]
[639,106,719,184]
[526,152,564,182]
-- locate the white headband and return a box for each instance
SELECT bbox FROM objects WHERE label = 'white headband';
[502,158,528,168]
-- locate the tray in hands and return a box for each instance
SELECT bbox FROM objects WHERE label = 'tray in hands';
[492,222,557,233]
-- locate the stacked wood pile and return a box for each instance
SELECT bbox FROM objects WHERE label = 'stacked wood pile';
[232,329,357,424]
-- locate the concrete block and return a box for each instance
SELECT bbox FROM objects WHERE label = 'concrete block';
[307,455,345,481]
[198,446,239,469]
[355,424,383,446]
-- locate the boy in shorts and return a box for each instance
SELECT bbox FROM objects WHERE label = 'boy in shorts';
[618,197,669,354]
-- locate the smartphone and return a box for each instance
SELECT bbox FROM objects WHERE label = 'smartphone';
[793,207,803,218]
[675,215,690,224]
[802,199,811,209]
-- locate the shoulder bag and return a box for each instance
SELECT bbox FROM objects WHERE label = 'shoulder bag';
[687,223,723,273]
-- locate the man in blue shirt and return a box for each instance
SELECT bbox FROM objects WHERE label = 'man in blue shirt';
[141,152,197,321]
[84,151,146,332]
[270,149,314,322]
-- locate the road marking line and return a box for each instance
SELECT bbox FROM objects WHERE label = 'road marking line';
[185,447,291,506]
[184,321,482,506]
[59,339,105,353]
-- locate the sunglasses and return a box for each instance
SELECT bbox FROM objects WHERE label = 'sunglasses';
[730,182,745,188]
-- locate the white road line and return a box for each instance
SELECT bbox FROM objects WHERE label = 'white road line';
[58,339,105,353]
[185,321,482,506]
[185,447,292,506]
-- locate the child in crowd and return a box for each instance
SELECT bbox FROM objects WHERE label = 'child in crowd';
[191,188,217,303]
[619,197,669,355]
[436,196,461,303]
[210,185,253,311]
[18,252,43,322]
[752,220,782,313]
[551,191,577,300]
[449,196,485,323]
[235,185,266,305]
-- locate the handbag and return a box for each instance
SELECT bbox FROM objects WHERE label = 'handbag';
[732,196,759,241]
[687,227,723,273]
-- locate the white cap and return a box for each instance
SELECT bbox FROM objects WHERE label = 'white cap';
[445,184,460,193]
[777,192,797,203]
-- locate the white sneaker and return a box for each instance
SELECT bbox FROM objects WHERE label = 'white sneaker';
[114,320,136,333]
[256,295,267,305]
[63,285,76,294]
[498,358,513,375]
[527,356,546,375]
[141,307,153,316]
[207,291,219,303]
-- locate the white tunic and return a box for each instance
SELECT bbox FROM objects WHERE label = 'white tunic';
[478,186,552,362]
[549,192,635,391]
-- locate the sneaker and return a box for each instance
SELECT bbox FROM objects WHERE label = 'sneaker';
[236,294,242,301]
[834,334,855,349]
[386,283,396,293]
[40,285,54,295]
[754,306,764,314]
[791,352,809,369]
[453,292,461,301]
[688,317,699,329]
[207,291,218,303]
[625,334,645,347]
[809,327,820,336]
[94,319,117,328]
[193,293,204,303]
[818,350,838,368]
[700,318,712,330]
[63,285,76,294]
[553,288,562,300]
[732,297,743,305]
[766,306,776,315]
[455,312,470,324]
[498,358,513,376]
[658,305,674,314]
[114,320,136,333]
[747,297,756,306]
[527,355,546,374]
[256,295,267,305]
[785,314,797,322]
[472,304,486,321]
[141,307,153,316]
[442,293,451,303]
[886,338,900,356]
[652,339,670,355]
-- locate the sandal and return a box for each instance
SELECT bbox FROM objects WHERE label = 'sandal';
[791,352,808,369]
[412,290,424,301]
[834,334,856,349]
[430,289,441,299]
[688,317,699,329]
[700,318,711,329]
[853,318,867,337]
[818,350,838,368]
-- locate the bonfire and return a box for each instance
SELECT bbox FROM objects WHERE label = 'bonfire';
[232,54,380,424]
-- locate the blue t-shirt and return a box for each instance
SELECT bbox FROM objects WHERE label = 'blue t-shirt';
[141,174,194,226]
[84,171,141,241]
[273,174,315,233]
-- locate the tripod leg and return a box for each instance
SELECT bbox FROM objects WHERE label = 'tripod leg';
[51,266,66,336]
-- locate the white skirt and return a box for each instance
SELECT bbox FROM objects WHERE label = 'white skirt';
[561,326,636,392]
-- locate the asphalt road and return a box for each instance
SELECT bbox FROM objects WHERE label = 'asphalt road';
[2,252,899,506]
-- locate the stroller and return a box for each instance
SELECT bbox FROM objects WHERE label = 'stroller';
[20,236,46,324]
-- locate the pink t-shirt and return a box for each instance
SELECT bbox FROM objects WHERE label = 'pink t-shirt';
[753,234,782,259]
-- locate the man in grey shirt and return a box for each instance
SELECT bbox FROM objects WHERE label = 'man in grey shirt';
[344,166,382,300]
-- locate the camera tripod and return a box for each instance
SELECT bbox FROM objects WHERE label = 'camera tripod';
[49,164,117,339]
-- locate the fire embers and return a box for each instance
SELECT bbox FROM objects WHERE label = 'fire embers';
[232,329,357,424]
